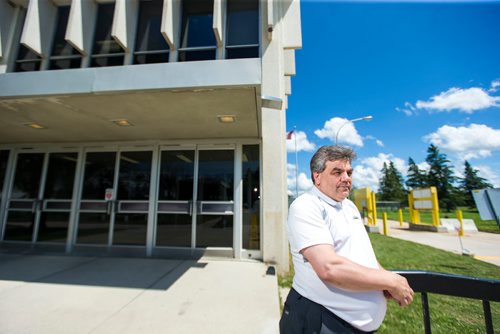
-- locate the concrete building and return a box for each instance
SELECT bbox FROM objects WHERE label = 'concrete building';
[0,0,301,273]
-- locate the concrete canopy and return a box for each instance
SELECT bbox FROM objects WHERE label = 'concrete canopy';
[0,59,262,144]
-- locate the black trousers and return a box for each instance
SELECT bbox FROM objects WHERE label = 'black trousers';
[279,288,375,334]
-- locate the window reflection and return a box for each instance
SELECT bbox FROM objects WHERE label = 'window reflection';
[226,0,259,59]
[242,145,260,249]
[81,152,116,200]
[179,0,216,62]
[117,151,152,200]
[49,6,82,70]
[134,0,170,64]
[0,150,10,203]
[197,150,234,201]
[90,3,125,67]
[44,153,77,199]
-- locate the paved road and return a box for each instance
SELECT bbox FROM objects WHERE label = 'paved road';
[376,219,500,267]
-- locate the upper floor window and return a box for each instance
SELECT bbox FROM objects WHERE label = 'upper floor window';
[226,0,259,59]
[179,0,216,62]
[14,45,42,72]
[134,0,170,64]
[49,6,83,70]
[90,3,125,67]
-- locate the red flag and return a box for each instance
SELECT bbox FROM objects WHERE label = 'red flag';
[286,130,294,140]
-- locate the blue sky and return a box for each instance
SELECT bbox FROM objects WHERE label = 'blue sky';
[286,0,500,196]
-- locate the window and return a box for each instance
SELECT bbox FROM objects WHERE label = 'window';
[242,145,260,250]
[14,45,42,72]
[179,0,216,62]
[90,3,124,67]
[134,0,170,64]
[226,0,259,59]
[49,6,82,70]
[13,7,42,72]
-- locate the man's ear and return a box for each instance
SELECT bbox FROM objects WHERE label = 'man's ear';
[313,172,320,186]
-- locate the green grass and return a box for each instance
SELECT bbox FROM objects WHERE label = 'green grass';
[380,207,500,234]
[278,234,500,333]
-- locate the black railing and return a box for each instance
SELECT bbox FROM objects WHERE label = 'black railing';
[396,270,500,334]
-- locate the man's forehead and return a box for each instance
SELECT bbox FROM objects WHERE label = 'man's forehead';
[326,159,352,168]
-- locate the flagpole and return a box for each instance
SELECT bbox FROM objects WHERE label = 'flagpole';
[294,126,298,198]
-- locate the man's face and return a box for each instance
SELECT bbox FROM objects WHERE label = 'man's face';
[313,159,353,202]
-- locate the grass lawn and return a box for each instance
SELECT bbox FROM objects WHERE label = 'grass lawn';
[381,207,500,234]
[278,233,500,333]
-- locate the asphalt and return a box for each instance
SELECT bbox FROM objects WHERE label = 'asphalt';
[1,221,498,334]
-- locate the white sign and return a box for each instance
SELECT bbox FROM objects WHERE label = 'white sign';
[105,188,114,201]
[414,200,433,209]
[440,218,478,233]
[413,188,432,199]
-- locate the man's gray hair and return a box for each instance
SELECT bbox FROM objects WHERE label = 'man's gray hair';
[310,145,357,182]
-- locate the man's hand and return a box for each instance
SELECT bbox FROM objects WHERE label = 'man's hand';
[384,272,414,308]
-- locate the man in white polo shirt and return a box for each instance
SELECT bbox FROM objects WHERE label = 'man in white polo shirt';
[280,145,414,333]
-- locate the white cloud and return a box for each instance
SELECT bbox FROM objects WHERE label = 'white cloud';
[489,79,500,93]
[424,124,500,160]
[375,140,384,147]
[314,117,364,146]
[286,130,316,152]
[352,153,407,192]
[287,163,313,196]
[396,102,417,116]
[415,87,500,113]
[475,165,500,188]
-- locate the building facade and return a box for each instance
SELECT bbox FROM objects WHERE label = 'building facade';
[0,0,301,272]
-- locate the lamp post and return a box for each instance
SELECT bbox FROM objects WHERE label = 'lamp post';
[335,115,373,145]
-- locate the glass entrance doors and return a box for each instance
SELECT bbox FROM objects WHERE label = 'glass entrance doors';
[76,150,152,247]
[1,144,260,257]
[3,152,78,243]
[156,148,234,250]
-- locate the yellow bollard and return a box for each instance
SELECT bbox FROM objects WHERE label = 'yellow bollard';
[398,208,403,227]
[383,212,388,236]
[456,210,464,237]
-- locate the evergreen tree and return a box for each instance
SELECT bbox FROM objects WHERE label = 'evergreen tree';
[406,157,427,190]
[378,161,406,203]
[460,161,493,207]
[425,144,459,211]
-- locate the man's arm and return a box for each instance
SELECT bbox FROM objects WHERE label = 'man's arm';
[302,244,414,307]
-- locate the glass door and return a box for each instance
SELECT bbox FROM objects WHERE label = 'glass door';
[76,150,152,247]
[3,152,77,243]
[156,149,195,247]
[195,149,234,248]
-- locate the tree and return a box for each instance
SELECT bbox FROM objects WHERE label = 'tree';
[460,161,493,208]
[406,157,427,190]
[378,161,406,203]
[425,144,460,211]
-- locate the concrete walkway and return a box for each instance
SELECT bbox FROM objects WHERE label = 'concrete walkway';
[375,219,500,267]
[0,253,280,334]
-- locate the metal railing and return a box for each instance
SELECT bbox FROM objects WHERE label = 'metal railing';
[396,270,500,334]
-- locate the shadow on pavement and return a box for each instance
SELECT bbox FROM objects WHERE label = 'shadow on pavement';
[0,251,205,290]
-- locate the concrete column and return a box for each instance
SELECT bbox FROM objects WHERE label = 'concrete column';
[260,0,289,274]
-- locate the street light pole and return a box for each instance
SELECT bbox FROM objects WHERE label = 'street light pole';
[335,115,373,145]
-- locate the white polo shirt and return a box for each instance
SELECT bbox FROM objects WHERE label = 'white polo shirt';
[287,186,386,332]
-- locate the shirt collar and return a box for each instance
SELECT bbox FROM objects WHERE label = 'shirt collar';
[310,186,343,209]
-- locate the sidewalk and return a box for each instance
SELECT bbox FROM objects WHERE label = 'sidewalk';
[375,219,500,267]
[0,253,280,334]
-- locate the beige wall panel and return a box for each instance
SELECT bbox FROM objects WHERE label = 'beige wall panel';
[20,0,57,56]
[284,49,296,76]
[213,0,224,47]
[112,0,139,52]
[281,0,302,49]
[161,0,181,50]
[66,0,96,55]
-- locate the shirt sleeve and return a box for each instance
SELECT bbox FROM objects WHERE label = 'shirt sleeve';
[287,195,334,253]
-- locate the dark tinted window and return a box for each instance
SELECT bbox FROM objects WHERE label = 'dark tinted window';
[49,6,82,70]
[90,3,124,67]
